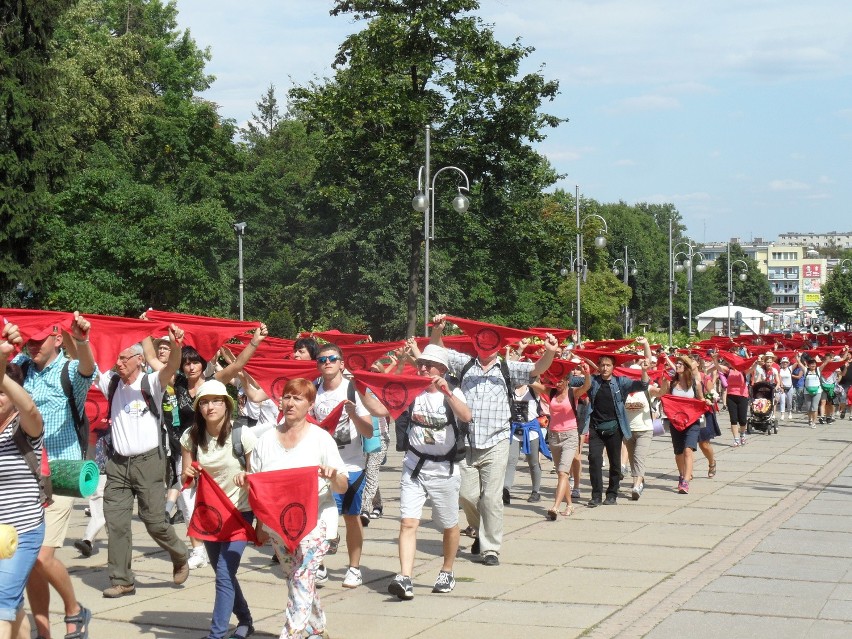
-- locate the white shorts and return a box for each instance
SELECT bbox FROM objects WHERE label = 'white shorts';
[399,466,461,530]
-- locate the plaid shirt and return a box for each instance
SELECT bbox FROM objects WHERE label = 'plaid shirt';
[446,349,534,449]
[15,354,98,461]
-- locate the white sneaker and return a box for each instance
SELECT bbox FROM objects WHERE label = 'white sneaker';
[780,413,785,421]
[342,566,362,589]
[315,563,328,587]
[187,546,208,569]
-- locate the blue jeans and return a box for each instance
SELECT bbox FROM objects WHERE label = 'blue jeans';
[203,512,253,639]
[0,521,44,621]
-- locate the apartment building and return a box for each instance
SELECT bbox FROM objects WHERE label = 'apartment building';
[778,231,852,249]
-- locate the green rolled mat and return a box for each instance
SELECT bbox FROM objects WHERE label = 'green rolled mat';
[49,460,100,499]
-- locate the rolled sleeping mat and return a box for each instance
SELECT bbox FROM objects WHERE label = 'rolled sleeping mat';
[48,460,100,499]
[0,524,18,559]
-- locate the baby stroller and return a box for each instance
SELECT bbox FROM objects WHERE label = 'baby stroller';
[747,381,778,435]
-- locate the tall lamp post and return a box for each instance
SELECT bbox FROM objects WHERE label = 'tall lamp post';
[573,185,607,343]
[673,242,706,335]
[612,248,638,335]
[412,125,470,336]
[726,241,749,336]
[233,222,247,321]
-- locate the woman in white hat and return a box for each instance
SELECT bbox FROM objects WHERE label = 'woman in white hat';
[181,379,257,639]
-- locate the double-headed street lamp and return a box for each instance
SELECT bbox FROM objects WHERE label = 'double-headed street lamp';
[412,125,470,336]
[571,186,607,343]
[673,242,706,335]
[726,242,749,336]
[612,248,638,335]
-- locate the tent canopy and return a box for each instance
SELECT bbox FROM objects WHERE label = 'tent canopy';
[696,305,771,335]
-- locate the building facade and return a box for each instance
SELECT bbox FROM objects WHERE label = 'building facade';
[778,231,852,249]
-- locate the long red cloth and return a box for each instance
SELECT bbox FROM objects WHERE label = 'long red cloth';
[351,370,433,419]
[185,464,259,544]
[444,316,536,359]
[248,467,319,554]
[146,310,259,361]
[660,395,708,431]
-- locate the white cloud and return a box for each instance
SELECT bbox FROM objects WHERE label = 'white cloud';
[769,179,810,191]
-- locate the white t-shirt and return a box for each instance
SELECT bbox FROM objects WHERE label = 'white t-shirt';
[251,425,347,541]
[778,367,793,389]
[403,388,467,478]
[180,426,257,511]
[312,378,370,472]
[98,370,163,456]
[624,389,654,432]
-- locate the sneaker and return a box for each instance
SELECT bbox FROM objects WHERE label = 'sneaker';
[740,436,747,446]
[482,554,499,566]
[230,621,255,639]
[502,488,511,505]
[678,480,689,495]
[173,558,190,584]
[388,574,414,600]
[780,413,785,421]
[787,413,792,420]
[631,483,644,501]
[571,488,581,500]
[603,495,617,505]
[732,439,740,447]
[432,570,455,593]
[527,491,541,503]
[84,507,91,517]
[620,464,629,480]
[315,563,328,587]
[810,421,817,429]
[369,507,383,519]
[187,546,208,570]
[359,512,370,527]
[103,583,136,598]
[74,539,93,558]
[827,416,835,424]
[327,535,340,555]
[819,416,825,424]
[342,566,362,589]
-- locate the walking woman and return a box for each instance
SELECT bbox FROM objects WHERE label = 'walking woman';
[713,352,751,447]
[545,363,590,519]
[661,356,711,494]
[181,380,257,639]
[247,378,348,639]
[0,344,51,639]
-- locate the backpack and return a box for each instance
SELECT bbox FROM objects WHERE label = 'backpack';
[11,417,53,506]
[22,360,90,459]
[453,357,514,406]
[190,417,248,470]
[106,372,170,457]
[394,391,468,479]
[314,379,357,447]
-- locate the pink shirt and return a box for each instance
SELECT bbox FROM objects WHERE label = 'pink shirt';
[549,392,578,432]
[727,369,748,398]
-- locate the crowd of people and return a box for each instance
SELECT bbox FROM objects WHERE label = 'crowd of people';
[0,308,849,639]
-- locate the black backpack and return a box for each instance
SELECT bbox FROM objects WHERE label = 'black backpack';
[394,391,468,479]
[22,359,90,459]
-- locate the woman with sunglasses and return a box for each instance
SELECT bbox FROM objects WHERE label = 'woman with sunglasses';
[181,380,257,639]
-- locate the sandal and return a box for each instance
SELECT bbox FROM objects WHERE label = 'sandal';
[708,461,717,478]
[460,526,478,538]
[559,505,575,517]
[546,509,558,521]
[64,603,91,639]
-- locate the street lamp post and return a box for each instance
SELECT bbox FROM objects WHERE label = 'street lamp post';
[612,247,638,335]
[726,242,749,336]
[233,222,247,321]
[412,125,470,336]
[673,241,707,335]
[573,185,607,343]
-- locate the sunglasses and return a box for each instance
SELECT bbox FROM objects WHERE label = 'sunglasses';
[317,355,342,364]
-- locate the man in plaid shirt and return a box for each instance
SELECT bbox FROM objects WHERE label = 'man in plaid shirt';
[429,314,558,566]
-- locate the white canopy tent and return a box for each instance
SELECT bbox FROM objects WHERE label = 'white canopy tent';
[696,305,771,335]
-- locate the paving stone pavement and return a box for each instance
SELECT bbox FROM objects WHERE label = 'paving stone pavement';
[33,413,852,638]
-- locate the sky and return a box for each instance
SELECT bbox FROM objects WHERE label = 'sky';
[174,0,852,244]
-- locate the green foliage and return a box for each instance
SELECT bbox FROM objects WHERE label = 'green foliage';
[821,268,852,325]
[710,243,773,313]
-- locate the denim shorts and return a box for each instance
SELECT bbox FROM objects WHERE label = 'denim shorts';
[0,521,45,621]
[334,470,366,516]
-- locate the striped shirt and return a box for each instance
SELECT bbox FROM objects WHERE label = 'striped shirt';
[445,350,534,449]
[15,354,97,461]
[0,416,45,534]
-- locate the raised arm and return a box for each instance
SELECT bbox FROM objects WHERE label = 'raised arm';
[0,342,42,438]
[214,324,268,383]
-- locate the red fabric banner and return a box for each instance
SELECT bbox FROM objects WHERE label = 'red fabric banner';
[579,338,636,351]
[240,359,320,402]
[186,464,259,544]
[614,366,666,383]
[571,349,642,367]
[146,310,259,361]
[660,395,708,431]
[316,401,345,436]
[719,352,759,373]
[301,329,371,346]
[351,370,433,419]
[231,335,296,358]
[0,309,73,344]
[248,467,319,554]
[340,341,405,371]
[444,316,536,359]
[528,327,575,343]
[84,314,170,373]
[821,359,847,377]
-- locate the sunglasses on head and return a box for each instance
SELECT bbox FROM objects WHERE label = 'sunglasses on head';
[317,355,341,364]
